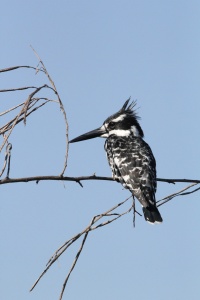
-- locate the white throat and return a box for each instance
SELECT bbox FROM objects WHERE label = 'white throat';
[131,125,140,137]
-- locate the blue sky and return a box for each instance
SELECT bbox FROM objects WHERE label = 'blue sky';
[1,1,200,300]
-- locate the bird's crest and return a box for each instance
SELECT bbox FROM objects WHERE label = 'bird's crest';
[120,97,140,119]
[104,98,144,137]
[105,98,139,122]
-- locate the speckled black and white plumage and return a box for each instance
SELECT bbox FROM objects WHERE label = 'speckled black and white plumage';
[103,99,162,223]
[105,135,162,223]
[70,98,163,223]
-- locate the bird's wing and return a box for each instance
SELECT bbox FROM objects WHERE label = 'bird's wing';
[112,137,157,208]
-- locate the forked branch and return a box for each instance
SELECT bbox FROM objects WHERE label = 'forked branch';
[29,181,200,300]
[0,49,68,176]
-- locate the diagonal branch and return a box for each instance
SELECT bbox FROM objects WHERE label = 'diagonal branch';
[157,182,200,207]
[23,85,49,125]
[0,99,50,135]
[30,195,132,297]
[58,223,91,300]
[0,101,28,117]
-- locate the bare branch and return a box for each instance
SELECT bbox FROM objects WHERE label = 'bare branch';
[31,46,69,176]
[156,177,200,184]
[23,84,48,125]
[0,100,50,135]
[1,174,200,186]
[0,85,51,151]
[0,101,27,116]
[30,196,132,296]
[59,225,90,300]
[0,86,38,93]
[0,56,68,177]
[157,183,200,207]
[0,142,12,177]
[0,65,43,73]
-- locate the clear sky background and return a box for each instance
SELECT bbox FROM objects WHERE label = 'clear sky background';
[1,1,200,300]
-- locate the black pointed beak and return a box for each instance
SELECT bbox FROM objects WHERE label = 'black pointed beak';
[69,126,106,143]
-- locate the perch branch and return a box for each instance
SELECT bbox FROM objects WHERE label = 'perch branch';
[1,175,200,185]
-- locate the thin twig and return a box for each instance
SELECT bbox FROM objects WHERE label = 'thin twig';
[157,183,199,207]
[0,99,50,138]
[132,197,136,227]
[0,142,12,177]
[0,98,53,135]
[0,85,49,151]
[49,196,131,266]
[59,220,93,300]
[0,101,26,116]
[30,196,132,293]
[0,65,43,73]
[59,202,135,300]
[23,85,48,125]
[6,143,12,178]
[0,86,38,93]
[30,46,69,176]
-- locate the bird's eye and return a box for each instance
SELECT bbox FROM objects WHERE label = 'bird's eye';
[109,122,115,129]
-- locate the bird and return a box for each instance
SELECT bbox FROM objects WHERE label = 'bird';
[69,98,163,224]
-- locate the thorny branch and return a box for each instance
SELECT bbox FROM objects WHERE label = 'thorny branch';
[1,53,200,300]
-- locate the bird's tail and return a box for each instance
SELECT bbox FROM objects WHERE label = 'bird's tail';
[142,205,163,223]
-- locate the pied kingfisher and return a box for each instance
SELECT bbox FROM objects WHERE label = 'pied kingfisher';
[69,99,163,224]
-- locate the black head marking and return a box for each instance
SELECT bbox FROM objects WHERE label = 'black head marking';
[104,98,144,137]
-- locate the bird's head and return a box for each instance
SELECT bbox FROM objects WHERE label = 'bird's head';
[69,98,144,143]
